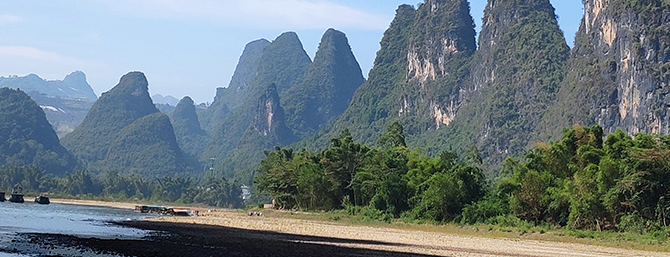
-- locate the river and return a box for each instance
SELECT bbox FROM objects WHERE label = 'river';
[0,200,154,256]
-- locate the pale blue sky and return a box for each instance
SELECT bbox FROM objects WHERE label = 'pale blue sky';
[0,0,583,104]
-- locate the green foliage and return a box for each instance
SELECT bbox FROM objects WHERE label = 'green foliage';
[282,29,365,136]
[61,72,190,178]
[201,32,312,184]
[256,122,487,222]
[0,87,78,176]
[488,124,670,234]
[0,164,242,207]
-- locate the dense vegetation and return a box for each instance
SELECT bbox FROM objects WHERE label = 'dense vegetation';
[258,123,670,237]
[0,88,78,176]
[257,121,486,222]
[62,72,190,178]
[0,165,242,208]
[281,28,365,136]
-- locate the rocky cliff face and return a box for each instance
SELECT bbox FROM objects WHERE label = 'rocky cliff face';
[282,28,365,135]
[308,2,474,149]
[62,72,188,177]
[423,0,569,167]
[201,32,312,183]
[538,0,670,139]
[308,0,569,170]
[401,0,476,130]
[251,84,294,143]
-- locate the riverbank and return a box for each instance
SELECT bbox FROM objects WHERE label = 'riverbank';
[41,199,670,256]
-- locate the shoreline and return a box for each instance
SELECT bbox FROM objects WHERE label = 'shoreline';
[42,199,670,256]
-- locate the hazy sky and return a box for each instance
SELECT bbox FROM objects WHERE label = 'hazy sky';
[0,0,583,104]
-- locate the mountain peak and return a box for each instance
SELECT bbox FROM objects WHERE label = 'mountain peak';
[282,28,365,135]
[62,72,188,177]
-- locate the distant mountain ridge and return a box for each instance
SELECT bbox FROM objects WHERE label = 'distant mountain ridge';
[0,71,97,138]
[0,71,97,101]
[152,94,180,106]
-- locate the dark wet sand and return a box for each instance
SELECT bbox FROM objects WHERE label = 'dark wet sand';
[15,220,438,257]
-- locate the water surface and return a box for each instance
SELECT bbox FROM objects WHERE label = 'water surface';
[0,200,154,256]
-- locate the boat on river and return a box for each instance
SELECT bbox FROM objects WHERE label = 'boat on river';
[34,193,50,204]
[8,184,24,203]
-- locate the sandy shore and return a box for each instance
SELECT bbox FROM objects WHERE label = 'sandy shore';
[44,200,670,256]
[50,198,138,210]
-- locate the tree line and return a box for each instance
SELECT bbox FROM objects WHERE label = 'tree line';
[257,122,670,234]
[0,166,242,208]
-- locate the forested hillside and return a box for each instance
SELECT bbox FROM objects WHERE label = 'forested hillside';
[61,72,190,178]
[282,28,365,136]
[0,87,78,176]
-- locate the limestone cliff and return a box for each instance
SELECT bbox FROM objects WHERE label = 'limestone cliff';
[538,0,670,140]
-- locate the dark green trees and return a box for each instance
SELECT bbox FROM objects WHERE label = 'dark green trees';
[0,88,77,176]
[256,121,486,222]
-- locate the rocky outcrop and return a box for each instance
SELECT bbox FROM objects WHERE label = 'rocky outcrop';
[436,0,569,166]
[308,1,475,149]
[201,32,312,183]
[401,0,476,129]
[538,0,670,139]
[252,84,294,143]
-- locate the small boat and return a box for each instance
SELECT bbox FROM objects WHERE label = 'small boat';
[34,194,50,204]
[8,193,24,203]
[9,184,24,203]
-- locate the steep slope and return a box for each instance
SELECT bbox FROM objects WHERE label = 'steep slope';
[439,0,569,166]
[308,0,476,148]
[102,112,186,178]
[0,72,97,137]
[282,28,365,136]
[199,39,270,132]
[0,87,77,176]
[537,0,670,140]
[62,72,189,177]
[201,32,312,183]
[169,96,209,157]
[226,84,295,183]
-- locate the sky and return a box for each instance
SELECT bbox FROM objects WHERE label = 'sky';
[0,0,584,104]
